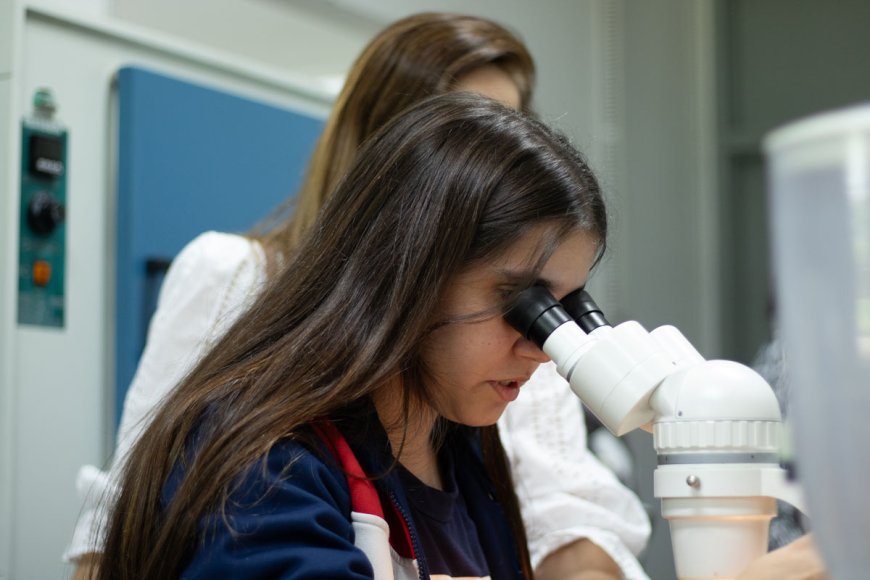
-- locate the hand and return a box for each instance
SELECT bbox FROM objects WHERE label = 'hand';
[737,534,827,580]
[535,538,622,580]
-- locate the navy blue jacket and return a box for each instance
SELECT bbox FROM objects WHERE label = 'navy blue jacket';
[171,409,526,579]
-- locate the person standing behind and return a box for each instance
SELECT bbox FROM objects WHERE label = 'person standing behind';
[66,12,649,579]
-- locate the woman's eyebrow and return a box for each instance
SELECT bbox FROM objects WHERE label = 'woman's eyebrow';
[496,268,556,291]
[496,268,587,298]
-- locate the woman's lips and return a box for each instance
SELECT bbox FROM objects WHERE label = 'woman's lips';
[491,379,523,402]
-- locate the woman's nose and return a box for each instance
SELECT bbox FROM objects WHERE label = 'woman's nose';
[514,335,551,363]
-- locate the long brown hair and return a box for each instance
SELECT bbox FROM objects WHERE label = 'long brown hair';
[98,94,606,579]
[254,12,535,258]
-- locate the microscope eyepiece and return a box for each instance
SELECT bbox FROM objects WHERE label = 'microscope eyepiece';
[504,286,572,348]
[561,289,610,333]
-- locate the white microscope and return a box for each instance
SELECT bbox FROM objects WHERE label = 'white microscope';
[505,286,804,579]
[503,101,870,579]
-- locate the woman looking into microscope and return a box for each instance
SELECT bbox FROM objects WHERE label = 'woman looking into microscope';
[95,92,608,579]
[68,12,648,579]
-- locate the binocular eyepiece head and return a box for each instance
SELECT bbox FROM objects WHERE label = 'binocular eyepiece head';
[504,286,610,346]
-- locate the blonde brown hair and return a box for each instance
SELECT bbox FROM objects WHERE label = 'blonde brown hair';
[255,12,535,258]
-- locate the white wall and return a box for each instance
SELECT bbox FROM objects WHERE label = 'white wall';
[112,0,381,91]
[0,1,23,577]
[615,0,718,352]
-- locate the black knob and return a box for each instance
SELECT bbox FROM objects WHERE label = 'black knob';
[27,191,65,236]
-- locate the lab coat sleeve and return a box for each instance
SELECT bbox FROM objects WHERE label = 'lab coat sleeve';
[498,361,652,579]
[64,231,266,562]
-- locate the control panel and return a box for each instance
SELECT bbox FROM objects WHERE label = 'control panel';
[18,88,67,328]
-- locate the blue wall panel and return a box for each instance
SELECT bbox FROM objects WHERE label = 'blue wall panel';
[115,66,324,426]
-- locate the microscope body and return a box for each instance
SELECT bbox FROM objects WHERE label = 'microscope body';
[507,289,805,579]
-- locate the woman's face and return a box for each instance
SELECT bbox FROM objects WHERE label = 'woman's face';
[454,64,522,110]
[420,227,599,427]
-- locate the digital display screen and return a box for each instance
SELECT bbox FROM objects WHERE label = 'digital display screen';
[29,134,64,178]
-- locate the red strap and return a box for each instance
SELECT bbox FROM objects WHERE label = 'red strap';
[312,420,415,559]
[313,421,384,519]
